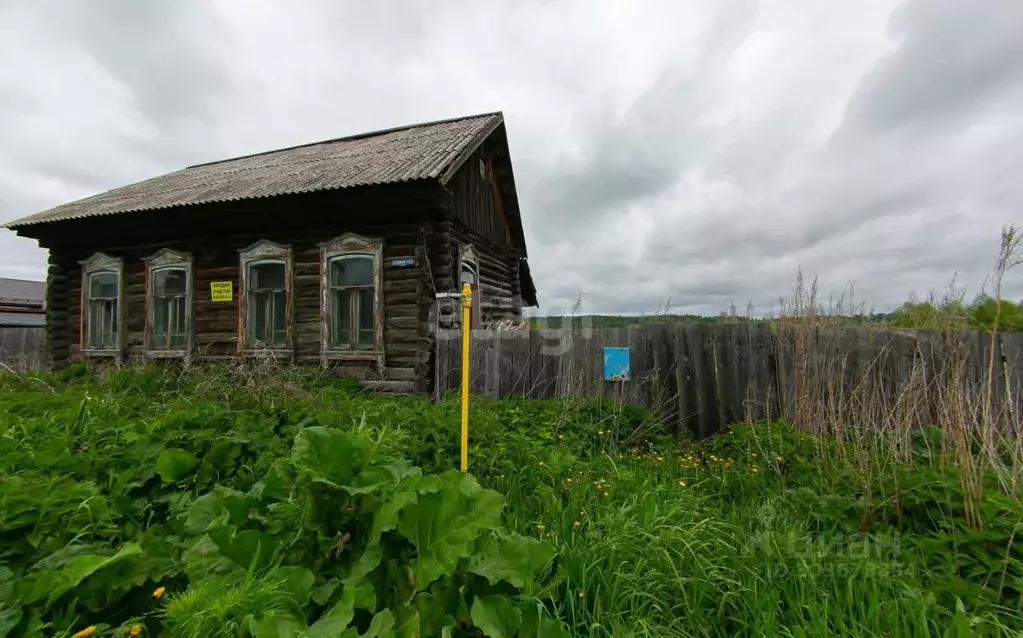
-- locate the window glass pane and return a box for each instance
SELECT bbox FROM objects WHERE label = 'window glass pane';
[90,272,118,298]
[248,289,286,348]
[87,301,101,347]
[330,288,353,346]
[460,264,477,286]
[330,256,373,287]
[153,295,187,350]
[154,298,167,340]
[88,299,117,349]
[357,288,375,345]
[250,262,285,290]
[251,291,268,343]
[272,290,286,346]
[154,268,187,296]
[170,294,187,349]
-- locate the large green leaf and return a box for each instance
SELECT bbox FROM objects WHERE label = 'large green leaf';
[361,609,395,637]
[344,477,425,587]
[291,427,363,489]
[347,460,421,495]
[195,439,243,487]
[518,601,570,638]
[209,528,279,572]
[413,579,467,638]
[270,566,316,607]
[254,610,305,638]
[262,462,297,501]
[302,580,375,638]
[471,596,521,638]
[156,447,200,483]
[0,606,22,638]
[396,471,505,589]
[393,603,420,638]
[468,530,557,590]
[184,488,256,534]
[36,542,143,607]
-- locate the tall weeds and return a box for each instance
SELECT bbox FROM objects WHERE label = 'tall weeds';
[770,224,1023,530]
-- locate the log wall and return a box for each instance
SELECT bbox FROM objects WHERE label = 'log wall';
[37,185,444,384]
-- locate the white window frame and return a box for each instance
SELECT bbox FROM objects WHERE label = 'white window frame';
[319,233,384,366]
[80,252,125,357]
[458,243,481,329]
[239,240,293,354]
[143,248,193,358]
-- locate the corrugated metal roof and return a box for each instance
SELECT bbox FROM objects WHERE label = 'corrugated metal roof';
[0,277,45,305]
[5,112,503,229]
[0,311,45,327]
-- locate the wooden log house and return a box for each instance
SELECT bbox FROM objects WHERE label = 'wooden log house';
[3,112,538,393]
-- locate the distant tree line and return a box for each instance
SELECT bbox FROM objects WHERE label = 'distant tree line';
[529,295,1023,333]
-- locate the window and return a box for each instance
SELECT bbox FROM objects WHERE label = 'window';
[459,244,481,329]
[248,261,287,347]
[239,241,292,352]
[460,260,477,287]
[328,255,376,347]
[80,253,124,354]
[144,249,192,355]
[320,234,383,357]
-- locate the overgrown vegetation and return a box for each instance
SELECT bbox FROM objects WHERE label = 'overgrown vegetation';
[1,364,1021,637]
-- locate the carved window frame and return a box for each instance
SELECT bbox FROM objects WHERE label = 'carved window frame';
[143,248,193,358]
[80,252,125,358]
[319,233,384,367]
[458,243,482,329]
[238,240,293,355]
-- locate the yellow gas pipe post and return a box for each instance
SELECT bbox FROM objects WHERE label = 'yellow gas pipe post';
[460,283,472,471]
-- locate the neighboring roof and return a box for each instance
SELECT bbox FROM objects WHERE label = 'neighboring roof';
[0,311,45,327]
[5,112,505,229]
[0,277,44,306]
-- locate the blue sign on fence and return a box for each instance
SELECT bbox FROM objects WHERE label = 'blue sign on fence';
[602,347,631,381]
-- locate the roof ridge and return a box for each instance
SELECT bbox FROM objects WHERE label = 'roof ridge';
[186,111,503,170]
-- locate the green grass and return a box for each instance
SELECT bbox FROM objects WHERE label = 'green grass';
[0,363,1021,636]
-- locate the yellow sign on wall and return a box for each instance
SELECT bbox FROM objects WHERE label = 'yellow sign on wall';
[210,281,233,302]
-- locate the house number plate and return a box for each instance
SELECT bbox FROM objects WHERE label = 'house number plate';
[390,258,415,268]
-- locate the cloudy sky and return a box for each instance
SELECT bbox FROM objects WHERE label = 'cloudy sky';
[1,0,1021,316]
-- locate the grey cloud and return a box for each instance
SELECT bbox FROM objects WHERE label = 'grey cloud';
[841,0,1023,135]
[527,0,760,238]
[51,1,239,129]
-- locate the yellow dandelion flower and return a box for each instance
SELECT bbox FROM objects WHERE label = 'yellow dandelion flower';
[678,481,686,487]
[72,627,95,638]
[536,523,545,531]
[577,590,585,599]
[127,626,142,637]
[558,434,564,440]
[573,520,581,528]
[776,456,784,462]
[153,586,166,599]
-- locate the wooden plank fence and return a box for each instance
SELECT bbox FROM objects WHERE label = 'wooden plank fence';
[0,327,48,371]
[435,324,1023,437]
